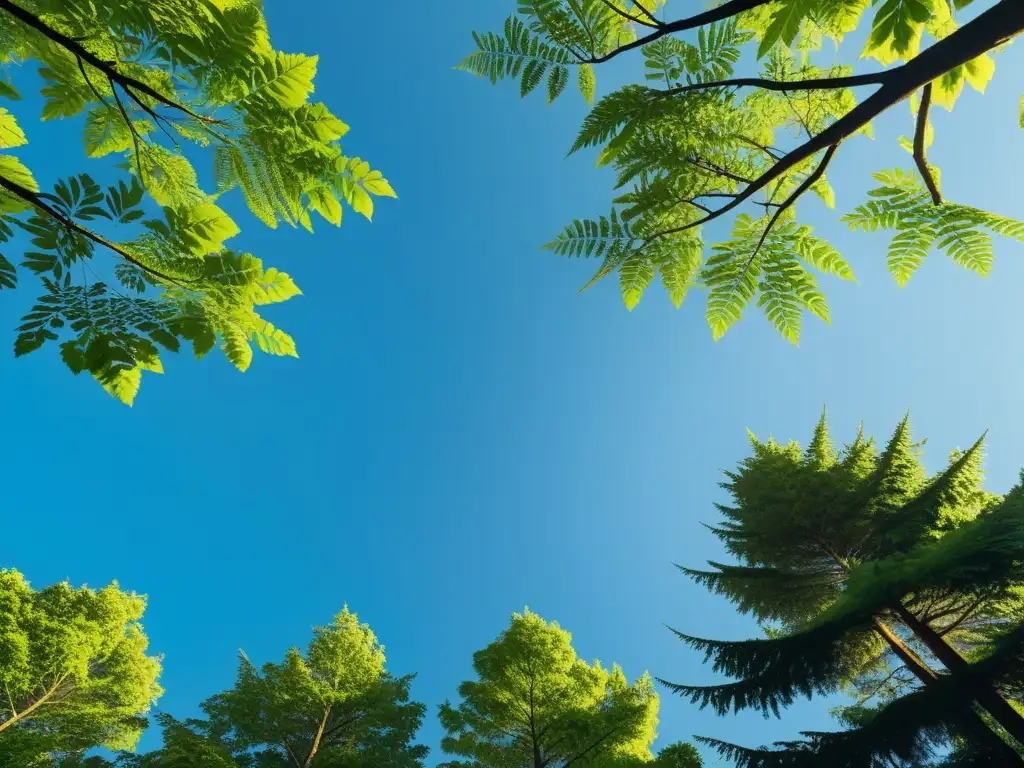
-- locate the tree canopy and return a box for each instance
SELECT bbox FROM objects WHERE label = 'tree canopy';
[119,606,427,768]
[438,608,661,768]
[667,415,1024,765]
[460,0,1024,343]
[0,0,394,404]
[0,569,163,767]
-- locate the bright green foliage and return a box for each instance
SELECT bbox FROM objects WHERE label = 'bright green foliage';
[438,609,663,768]
[461,0,1024,344]
[669,415,1024,765]
[0,0,395,404]
[843,168,1024,286]
[0,569,163,766]
[144,607,428,768]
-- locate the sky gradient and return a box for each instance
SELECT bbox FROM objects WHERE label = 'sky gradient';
[4,2,1024,765]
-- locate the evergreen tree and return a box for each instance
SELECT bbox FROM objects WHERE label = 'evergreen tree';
[0,0,394,404]
[459,1,1024,343]
[438,609,666,768]
[120,607,427,768]
[0,569,163,767]
[667,415,1024,765]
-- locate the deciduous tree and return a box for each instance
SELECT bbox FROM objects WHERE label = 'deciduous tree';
[0,569,162,767]
[0,0,394,404]
[124,607,427,768]
[460,0,1024,343]
[438,608,663,768]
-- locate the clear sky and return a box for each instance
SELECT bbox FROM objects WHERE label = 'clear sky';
[4,3,1024,766]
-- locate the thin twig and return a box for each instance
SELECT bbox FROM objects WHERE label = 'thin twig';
[734,143,839,285]
[913,82,942,205]
[629,0,661,26]
[0,0,221,125]
[0,175,192,285]
[598,0,658,28]
[108,76,146,184]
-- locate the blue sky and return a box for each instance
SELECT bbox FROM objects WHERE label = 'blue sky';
[4,2,1024,765]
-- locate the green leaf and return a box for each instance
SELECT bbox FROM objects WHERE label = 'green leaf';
[250,53,318,109]
[578,63,595,104]
[863,0,932,64]
[251,320,298,357]
[252,268,302,305]
[97,366,142,406]
[658,239,702,309]
[758,0,815,58]
[137,145,203,208]
[620,254,654,310]
[294,103,349,142]
[0,253,14,288]
[547,65,569,104]
[84,107,138,157]
[0,155,37,192]
[0,80,21,100]
[222,326,253,372]
[349,184,373,221]
[360,171,397,199]
[1020,95,1024,129]
[172,201,240,255]
[0,108,26,149]
[306,184,342,225]
[888,224,935,286]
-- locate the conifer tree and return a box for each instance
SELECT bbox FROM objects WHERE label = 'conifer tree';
[438,609,666,768]
[666,415,1024,765]
[460,1,1024,343]
[0,569,163,768]
[0,0,394,404]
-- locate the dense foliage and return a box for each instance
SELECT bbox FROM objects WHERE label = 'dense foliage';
[438,609,661,768]
[119,607,428,768]
[460,0,1024,343]
[0,0,394,404]
[0,570,162,767]
[668,415,1024,765]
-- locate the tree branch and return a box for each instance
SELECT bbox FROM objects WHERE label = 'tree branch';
[664,71,888,96]
[0,175,192,285]
[648,0,1024,240]
[629,1,661,26]
[304,704,332,767]
[913,82,941,205]
[0,0,219,125]
[0,679,61,734]
[598,0,658,28]
[585,0,774,64]
[561,723,623,768]
[734,143,838,283]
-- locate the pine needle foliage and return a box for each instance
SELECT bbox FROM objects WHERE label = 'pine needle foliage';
[0,0,395,404]
[460,0,1024,343]
[668,414,1024,765]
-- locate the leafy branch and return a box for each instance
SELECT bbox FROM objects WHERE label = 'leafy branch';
[0,174,191,285]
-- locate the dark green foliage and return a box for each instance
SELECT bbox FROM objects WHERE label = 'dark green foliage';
[116,608,427,768]
[670,414,1024,765]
